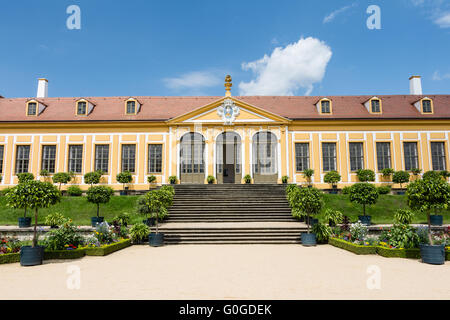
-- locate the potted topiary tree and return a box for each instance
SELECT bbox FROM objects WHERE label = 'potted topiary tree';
[207,175,215,184]
[7,175,34,227]
[349,182,379,226]
[381,168,394,183]
[303,169,314,187]
[39,170,51,182]
[5,180,61,266]
[84,171,102,187]
[243,174,252,184]
[281,176,289,184]
[86,185,114,227]
[293,187,323,246]
[144,185,174,247]
[407,176,450,264]
[356,169,375,183]
[52,172,72,192]
[323,208,343,227]
[392,170,410,194]
[422,173,447,226]
[148,175,157,189]
[169,176,178,185]
[324,171,341,194]
[116,171,133,195]
[411,168,422,181]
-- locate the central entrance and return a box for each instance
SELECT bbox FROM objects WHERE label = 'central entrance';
[216,132,242,184]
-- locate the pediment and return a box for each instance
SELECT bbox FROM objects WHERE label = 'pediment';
[167,97,290,125]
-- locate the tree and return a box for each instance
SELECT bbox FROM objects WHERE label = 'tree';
[381,168,394,180]
[392,170,410,189]
[144,185,174,234]
[116,171,133,191]
[407,176,450,244]
[356,169,375,182]
[292,187,323,233]
[5,181,61,247]
[84,171,102,186]
[324,171,341,189]
[349,183,379,216]
[303,169,314,186]
[52,172,72,191]
[17,172,34,184]
[86,186,114,218]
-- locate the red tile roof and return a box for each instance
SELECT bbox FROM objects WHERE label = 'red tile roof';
[0,95,449,122]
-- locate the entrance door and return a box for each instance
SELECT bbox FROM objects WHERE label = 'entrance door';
[216,132,241,184]
[180,132,205,184]
[252,131,278,184]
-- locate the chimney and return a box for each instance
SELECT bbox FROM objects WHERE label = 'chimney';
[37,78,48,98]
[409,75,422,95]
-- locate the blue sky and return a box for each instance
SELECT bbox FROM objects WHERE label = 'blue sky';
[0,0,449,98]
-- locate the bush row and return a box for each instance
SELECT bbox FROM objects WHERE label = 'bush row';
[328,238,377,255]
[0,253,20,264]
[85,239,132,256]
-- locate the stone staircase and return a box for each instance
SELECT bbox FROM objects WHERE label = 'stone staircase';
[158,184,307,244]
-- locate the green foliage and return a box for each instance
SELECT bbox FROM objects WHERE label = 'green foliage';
[378,224,420,249]
[44,212,68,227]
[84,239,131,256]
[84,171,102,185]
[67,185,83,196]
[169,175,178,184]
[281,176,289,184]
[244,174,252,184]
[349,183,379,216]
[52,172,72,189]
[44,222,84,251]
[407,177,450,214]
[94,222,115,244]
[381,168,394,177]
[356,169,375,182]
[116,171,133,189]
[0,175,2,183]
[207,175,216,184]
[328,238,377,255]
[303,169,314,179]
[39,169,50,177]
[377,185,391,195]
[86,186,114,218]
[324,171,341,186]
[394,209,414,224]
[147,175,157,183]
[130,223,150,243]
[312,222,332,243]
[113,212,131,226]
[291,187,323,232]
[323,208,343,225]
[376,246,421,259]
[6,180,61,212]
[423,170,443,181]
[350,221,369,240]
[1,187,12,196]
[285,184,298,199]
[17,172,35,184]
[440,170,450,179]
[341,186,351,195]
[393,171,410,188]
[411,168,422,175]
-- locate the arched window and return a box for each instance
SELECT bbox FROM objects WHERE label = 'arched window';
[252,132,278,181]
[180,132,205,183]
[216,132,241,184]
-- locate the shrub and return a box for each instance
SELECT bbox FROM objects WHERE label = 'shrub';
[17,172,34,184]
[52,172,72,190]
[113,212,131,226]
[377,185,391,195]
[67,185,83,197]
[40,170,50,180]
[342,186,351,195]
[422,170,443,181]
[440,170,450,180]
[323,208,343,225]
[169,176,178,184]
[349,183,379,216]
[292,187,323,233]
[84,171,102,186]
[148,175,157,184]
[312,223,332,243]
[350,221,369,241]
[130,223,150,243]
[94,222,115,244]
[243,174,252,184]
[356,169,375,182]
[285,184,298,199]
[394,209,414,224]
[44,222,84,251]
[379,224,420,249]
[392,171,410,189]
[324,171,341,187]
[143,186,174,233]
[116,171,133,190]
[328,238,377,255]
[86,186,114,218]
[44,212,68,227]
[411,168,422,176]
[207,175,215,184]
[281,176,289,184]
[0,187,12,196]
[381,168,394,178]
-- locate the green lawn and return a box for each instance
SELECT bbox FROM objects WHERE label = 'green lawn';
[0,194,448,226]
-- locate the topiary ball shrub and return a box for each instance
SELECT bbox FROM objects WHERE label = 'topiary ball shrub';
[67,185,83,197]
[377,185,391,195]
[349,183,379,217]
[324,171,341,188]
[393,171,410,189]
[356,169,375,182]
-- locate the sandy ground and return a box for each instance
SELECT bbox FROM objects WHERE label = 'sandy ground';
[1,244,449,300]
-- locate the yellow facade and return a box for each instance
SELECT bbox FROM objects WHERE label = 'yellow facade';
[0,96,449,190]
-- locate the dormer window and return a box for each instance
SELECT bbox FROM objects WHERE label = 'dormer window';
[371,99,381,113]
[125,98,141,115]
[422,99,432,113]
[364,97,382,114]
[316,98,332,114]
[77,101,87,115]
[27,102,37,116]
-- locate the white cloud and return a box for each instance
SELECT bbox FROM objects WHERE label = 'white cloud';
[238,37,332,96]
[434,12,450,28]
[323,3,357,24]
[432,70,450,80]
[164,71,222,90]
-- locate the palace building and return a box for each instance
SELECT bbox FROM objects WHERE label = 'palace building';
[0,75,449,190]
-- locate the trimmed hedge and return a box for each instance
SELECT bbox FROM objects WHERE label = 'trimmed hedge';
[85,239,131,256]
[376,246,421,259]
[328,237,377,255]
[0,253,20,264]
[446,249,449,261]
[44,249,86,260]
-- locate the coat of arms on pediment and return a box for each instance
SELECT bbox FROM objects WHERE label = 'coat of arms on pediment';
[217,99,240,125]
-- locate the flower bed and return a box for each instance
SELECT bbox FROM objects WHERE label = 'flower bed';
[328,237,377,255]
[0,253,20,264]
[84,239,131,256]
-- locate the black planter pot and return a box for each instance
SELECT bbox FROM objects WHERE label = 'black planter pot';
[149,233,164,247]
[91,216,104,227]
[307,185,312,188]
[430,215,443,226]
[119,190,128,196]
[18,217,32,228]
[396,190,406,195]
[358,215,372,226]
[420,244,445,265]
[20,246,44,266]
[301,233,317,246]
